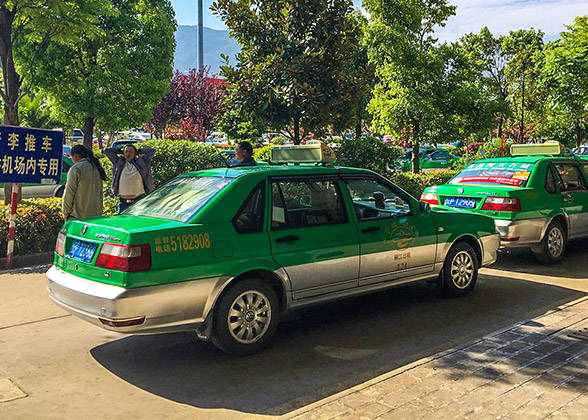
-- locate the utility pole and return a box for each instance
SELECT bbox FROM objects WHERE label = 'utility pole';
[198,0,203,69]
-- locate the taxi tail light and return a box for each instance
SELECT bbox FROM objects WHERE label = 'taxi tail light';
[55,231,66,256]
[481,197,521,212]
[95,243,151,272]
[420,193,439,205]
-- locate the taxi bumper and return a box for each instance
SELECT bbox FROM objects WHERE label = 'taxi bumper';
[46,265,222,334]
[480,233,500,266]
[494,218,547,247]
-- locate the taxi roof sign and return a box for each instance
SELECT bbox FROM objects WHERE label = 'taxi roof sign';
[271,141,336,164]
[510,141,565,157]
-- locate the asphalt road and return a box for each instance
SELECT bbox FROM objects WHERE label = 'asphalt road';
[1,241,587,420]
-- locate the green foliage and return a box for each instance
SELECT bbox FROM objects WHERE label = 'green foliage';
[0,197,117,256]
[100,139,225,197]
[253,145,274,162]
[29,0,176,146]
[336,136,402,175]
[541,16,588,147]
[17,93,62,129]
[218,109,263,144]
[212,0,362,144]
[390,170,458,199]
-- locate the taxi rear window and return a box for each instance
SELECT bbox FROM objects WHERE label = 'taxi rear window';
[123,176,233,222]
[449,161,535,187]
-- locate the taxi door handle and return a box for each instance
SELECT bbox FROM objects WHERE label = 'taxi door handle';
[276,235,300,243]
[361,226,380,234]
[564,194,573,203]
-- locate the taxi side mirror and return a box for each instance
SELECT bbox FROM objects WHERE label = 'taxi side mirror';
[419,201,431,213]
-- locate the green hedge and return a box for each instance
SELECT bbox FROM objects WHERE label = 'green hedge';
[98,138,224,198]
[0,198,117,255]
[336,136,403,176]
[390,169,458,199]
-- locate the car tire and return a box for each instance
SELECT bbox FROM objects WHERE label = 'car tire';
[442,242,478,297]
[534,221,566,265]
[54,185,65,198]
[211,279,279,356]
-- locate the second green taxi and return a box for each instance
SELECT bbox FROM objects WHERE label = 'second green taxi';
[47,144,499,355]
[421,141,588,264]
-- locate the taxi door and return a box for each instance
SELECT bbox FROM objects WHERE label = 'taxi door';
[268,176,359,300]
[553,162,588,237]
[342,176,437,286]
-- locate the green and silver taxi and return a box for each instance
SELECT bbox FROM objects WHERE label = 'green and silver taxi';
[397,148,460,172]
[420,141,588,264]
[47,145,499,355]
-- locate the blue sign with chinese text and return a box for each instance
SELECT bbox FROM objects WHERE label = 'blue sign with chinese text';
[0,126,64,184]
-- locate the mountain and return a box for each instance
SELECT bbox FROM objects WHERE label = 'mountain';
[174,25,240,76]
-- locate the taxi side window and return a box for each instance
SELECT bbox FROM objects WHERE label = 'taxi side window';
[271,180,347,229]
[345,178,411,220]
[553,163,588,192]
[429,151,448,161]
[545,166,557,194]
[233,182,265,234]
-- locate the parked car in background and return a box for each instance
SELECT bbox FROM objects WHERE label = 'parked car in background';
[573,144,588,158]
[0,155,73,200]
[398,148,460,172]
[66,129,84,144]
[420,141,588,264]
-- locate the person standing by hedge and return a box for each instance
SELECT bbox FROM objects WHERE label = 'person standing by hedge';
[103,144,155,213]
[62,145,107,221]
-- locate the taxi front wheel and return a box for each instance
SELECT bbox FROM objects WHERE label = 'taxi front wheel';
[442,242,478,297]
[534,221,566,265]
[212,279,279,356]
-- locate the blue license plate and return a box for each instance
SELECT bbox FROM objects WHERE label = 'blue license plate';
[444,197,476,208]
[69,240,99,262]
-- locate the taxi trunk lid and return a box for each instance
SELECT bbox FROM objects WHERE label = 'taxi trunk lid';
[55,215,187,286]
[426,184,527,217]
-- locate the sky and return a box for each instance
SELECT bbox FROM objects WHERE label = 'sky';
[170,0,587,42]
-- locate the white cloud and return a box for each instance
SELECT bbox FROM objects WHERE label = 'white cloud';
[436,0,587,42]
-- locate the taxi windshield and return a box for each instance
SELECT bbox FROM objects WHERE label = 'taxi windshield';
[449,161,535,187]
[123,176,233,222]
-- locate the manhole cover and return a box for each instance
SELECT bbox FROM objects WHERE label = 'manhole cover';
[0,378,27,403]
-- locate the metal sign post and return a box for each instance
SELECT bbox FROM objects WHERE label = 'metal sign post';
[1,126,63,269]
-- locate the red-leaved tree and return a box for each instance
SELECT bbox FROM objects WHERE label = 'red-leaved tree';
[148,68,224,141]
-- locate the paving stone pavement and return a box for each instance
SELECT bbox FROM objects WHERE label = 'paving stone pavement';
[282,296,588,420]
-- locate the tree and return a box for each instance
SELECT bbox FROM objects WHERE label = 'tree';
[1,0,108,203]
[28,0,176,149]
[541,16,588,147]
[0,1,108,127]
[148,68,225,141]
[459,27,511,138]
[364,0,456,172]
[212,0,361,144]
[502,29,545,143]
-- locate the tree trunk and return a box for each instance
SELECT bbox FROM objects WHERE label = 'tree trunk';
[1,5,22,205]
[412,122,420,174]
[520,76,525,143]
[83,116,94,150]
[497,115,503,139]
[355,109,362,139]
[575,119,581,148]
[293,114,300,145]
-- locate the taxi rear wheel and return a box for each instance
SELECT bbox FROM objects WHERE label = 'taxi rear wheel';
[535,221,566,265]
[211,279,279,356]
[442,242,478,297]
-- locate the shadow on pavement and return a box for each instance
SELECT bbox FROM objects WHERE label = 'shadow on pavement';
[91,276,586,415]
[494,236,588,279]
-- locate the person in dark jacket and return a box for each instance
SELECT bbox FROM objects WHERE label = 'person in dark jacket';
[103,144,155,213]
[233,141,257,167]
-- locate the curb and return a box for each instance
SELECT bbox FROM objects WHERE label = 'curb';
[279,294,588,419]
[0,252,53,271]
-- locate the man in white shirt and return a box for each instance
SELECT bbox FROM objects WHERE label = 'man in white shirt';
[103,144,156,213]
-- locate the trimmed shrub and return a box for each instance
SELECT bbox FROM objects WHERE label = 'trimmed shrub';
[336,136,403,176]
[0,198,120,256]
[254,144,274,162]
[390,169,458,199]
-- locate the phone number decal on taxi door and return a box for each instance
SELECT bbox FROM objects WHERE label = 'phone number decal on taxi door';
[154,234,211,253]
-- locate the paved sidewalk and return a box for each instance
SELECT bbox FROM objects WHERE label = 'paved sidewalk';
[283,296,588,420]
